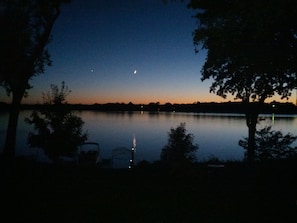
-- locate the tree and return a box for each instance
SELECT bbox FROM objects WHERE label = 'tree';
[161,123,198,164]
[25,82,87,161]
[188,0,297,162]
[239,126,297,161]
[0,0,70,159]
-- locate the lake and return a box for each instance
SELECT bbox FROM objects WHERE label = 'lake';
[1,110,297,166]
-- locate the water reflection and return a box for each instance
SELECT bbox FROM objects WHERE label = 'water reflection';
[1,111,297,163]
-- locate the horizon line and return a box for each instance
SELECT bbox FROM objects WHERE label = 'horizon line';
[1,100,296,106]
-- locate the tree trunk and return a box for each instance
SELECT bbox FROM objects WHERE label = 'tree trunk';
[3,90,24,160]
[245,112,258,163]
[244,101,264,163]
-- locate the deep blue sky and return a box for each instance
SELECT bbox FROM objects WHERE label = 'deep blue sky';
[1,0,290,104]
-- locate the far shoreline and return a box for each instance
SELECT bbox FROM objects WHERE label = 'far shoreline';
[1,101,297,114]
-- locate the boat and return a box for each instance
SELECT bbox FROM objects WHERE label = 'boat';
[77,142,101,165]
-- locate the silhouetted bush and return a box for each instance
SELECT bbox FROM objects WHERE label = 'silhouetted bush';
[239,126,297,161]
[160,123,198,171]
[25,82,87,161]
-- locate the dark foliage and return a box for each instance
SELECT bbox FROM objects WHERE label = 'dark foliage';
[25,82,87,160]
[188,0,297,162]
[161,123,198,164]
[189,0,297,101]
[239,126,297,161]
[0,0,70,158]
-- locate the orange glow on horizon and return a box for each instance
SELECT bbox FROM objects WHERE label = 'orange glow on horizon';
[2,90,296,105]
[45,94,296,105]
[62,92,228,105]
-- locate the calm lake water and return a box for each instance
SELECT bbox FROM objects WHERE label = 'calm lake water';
[1,110,297,165]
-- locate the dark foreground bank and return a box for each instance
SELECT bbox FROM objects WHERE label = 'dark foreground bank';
[1,158,297,223]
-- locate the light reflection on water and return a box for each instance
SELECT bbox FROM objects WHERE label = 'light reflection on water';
[1,111,297,163]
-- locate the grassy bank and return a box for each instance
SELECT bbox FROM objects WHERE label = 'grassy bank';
[1,158,297,222]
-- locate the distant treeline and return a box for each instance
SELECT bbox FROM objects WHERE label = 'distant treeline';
[1,101,297,114]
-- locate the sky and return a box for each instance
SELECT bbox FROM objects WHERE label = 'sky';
[1,0,295,105]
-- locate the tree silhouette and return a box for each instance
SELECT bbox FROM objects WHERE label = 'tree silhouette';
[239,126,297,161]
[188,0,297,162]
[25,82,87,161]
[0,0,70,159]
[161,123,198,165]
